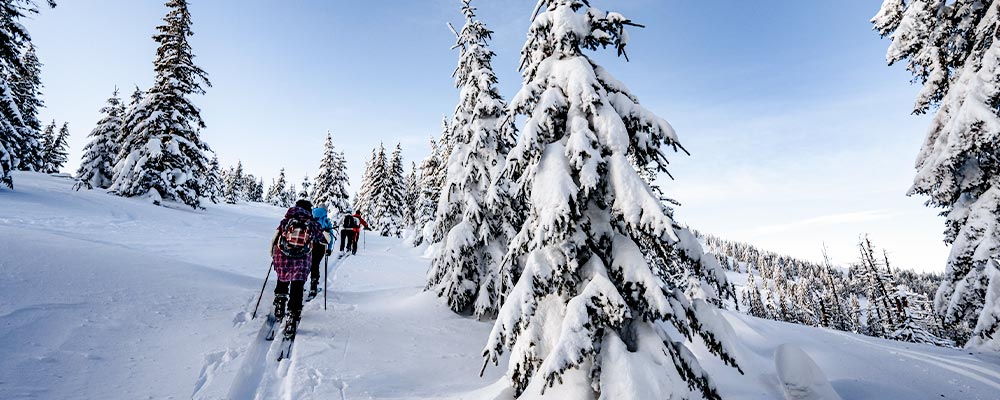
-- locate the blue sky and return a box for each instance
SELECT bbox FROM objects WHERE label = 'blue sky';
[24,0,948,272]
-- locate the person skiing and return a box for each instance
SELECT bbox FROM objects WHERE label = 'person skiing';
[339,210,370,255]
[309,204,336,299]
[270,199,327,337]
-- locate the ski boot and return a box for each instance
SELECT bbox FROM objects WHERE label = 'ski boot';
[273,294,288,320]
[307,279,319,299]
[284,309,301,338]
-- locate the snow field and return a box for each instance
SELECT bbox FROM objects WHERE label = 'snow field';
[2,172,1000,399]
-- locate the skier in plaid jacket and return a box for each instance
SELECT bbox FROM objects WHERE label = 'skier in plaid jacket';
[270,200,327,332]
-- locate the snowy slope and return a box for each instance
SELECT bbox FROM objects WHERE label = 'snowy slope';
[2,172,999,400]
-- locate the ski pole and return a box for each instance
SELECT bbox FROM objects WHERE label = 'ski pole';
[324,253,329,311]
[251,262,274,320]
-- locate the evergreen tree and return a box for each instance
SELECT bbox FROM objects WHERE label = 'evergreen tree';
[223,160,246,204]
[75,89,124,190]
[298,174,311,201]
[374,143,405,237]
[889,285,953,346]
[285,183,297,207]
[864,302,883,337]
[266,168,288,207]
[424,117,453,217]
[873,0,1000,349]
[330,151,351,214]
[312,131,351,214]
[41,121,68,173]
[353,148,379,216]
[117,86,143,153]
[12,43,44,171]
[857,237,906,338]
[203,155,221,203]
[434,116,453,183]
[792,280,817,326]
[848,294,863,333]
[109,0,212,208]
[411,137,443,246]
[970,259,1000,350]
[776,288,791,322]
[246,176,264,203]
[745,268,768,319]
[37,119,53,168]
[403,161,419,227]
[481,2,741,397]
[820,247,849,330]
[0,0,54,188]
[425,0,516,318]
[761,283,775,320]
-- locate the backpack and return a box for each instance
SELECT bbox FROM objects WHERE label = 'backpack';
[342,215,358,229]
[278,217,313,258]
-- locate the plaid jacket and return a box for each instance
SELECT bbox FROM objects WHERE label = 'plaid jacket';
[272,207,326,282]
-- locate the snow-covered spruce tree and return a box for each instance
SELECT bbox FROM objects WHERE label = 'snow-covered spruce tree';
[874,0,1000,349]
[246,176,264,203]
[117,86,143,154]
[203,155,221,203]
[41,121,68,173]
[312,131,336,205]
[425,0,516,318]
[223,160,246,204]
[75,89,124,190]
[12,43,44,171]
[285,183,297,206]
[410,137,443,246]
[856,236,901,337]
[298,174,311,201]
[109,0,211,208]
[888,285,953,346]
[265,168,288,206]
[312,131,351,214]
[0,0,53,187]
[325,151,351,214]
[481,2,741,397]
[776,287,792,322]
[359,144,391,229]
[970,259,1000,350]
[418,117,455,237]
[404,161,419,227]
[820,266,849,331]
[353,147,379,216]
[375,143,405,238]
[744,267,769,319]
[433,116,453,188]
[848,294,863,333]
[36,119,53,168]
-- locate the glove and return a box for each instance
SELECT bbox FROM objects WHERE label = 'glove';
[325,249,332,256]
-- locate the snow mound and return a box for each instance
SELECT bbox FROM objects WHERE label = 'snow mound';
[774,344,843,400]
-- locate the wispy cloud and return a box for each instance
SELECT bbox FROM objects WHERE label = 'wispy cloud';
[747,210,899,236]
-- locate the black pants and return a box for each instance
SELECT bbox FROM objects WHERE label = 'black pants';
[340,229,358,254]
[310,244,325,289]
[274,280,305,313]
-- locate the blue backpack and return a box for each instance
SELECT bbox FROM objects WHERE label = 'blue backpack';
[312,208,334,231]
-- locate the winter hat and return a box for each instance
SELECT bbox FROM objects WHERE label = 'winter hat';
[295,199,313,211]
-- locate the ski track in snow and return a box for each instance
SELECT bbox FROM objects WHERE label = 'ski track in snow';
[828,330,1000,391]
[250,255,349,400]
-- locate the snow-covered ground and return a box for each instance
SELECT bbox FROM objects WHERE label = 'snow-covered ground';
[2,172,999,399]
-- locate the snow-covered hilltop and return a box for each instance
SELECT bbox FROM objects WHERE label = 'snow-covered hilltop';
[2,172,999,399]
